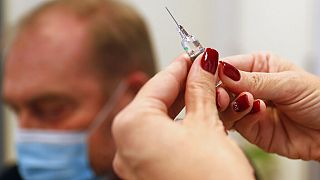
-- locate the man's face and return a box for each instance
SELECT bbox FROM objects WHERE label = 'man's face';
[3,11,118,174]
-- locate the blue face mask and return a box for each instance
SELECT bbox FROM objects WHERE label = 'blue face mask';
[15,82,127,180]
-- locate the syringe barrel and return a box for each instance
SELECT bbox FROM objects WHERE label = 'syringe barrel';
[181,35,205,60]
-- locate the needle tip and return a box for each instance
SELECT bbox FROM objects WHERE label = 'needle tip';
[165,6,179,26]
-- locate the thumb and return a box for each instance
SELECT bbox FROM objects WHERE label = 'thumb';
[185,48,220,124]
[219,61,294,101]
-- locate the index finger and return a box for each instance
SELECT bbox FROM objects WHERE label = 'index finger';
[134,54,192,115]
[221,54,256,72]
[222,52,299,73]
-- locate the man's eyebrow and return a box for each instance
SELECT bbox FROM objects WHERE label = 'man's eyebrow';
[2,93,76,109]
[26,94,75,105]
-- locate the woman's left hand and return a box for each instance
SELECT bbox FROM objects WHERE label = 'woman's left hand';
[112,49,255,180]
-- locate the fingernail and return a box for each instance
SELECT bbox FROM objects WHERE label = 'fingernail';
[250,100,261,114]
[201,48,219,75]
[221,61,241,81]
[216,91,221,110]
[232,94,250,112]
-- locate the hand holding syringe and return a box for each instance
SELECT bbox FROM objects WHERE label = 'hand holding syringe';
[166,7,222,120]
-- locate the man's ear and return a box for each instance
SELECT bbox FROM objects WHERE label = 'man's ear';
[126,71,150,94]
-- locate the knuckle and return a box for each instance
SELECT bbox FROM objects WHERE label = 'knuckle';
[253,51,272,61]
[112,157,122,176]
[112,156,128,180]
[248,73,264,92]
[188,76,215,96]
[251,73,261,85]
[250,51,274,72]
[112,104,156,142]
[112,109,141,138]
[112,111,130,136]
[187,77,217,113]
[188,80,204,93]
[188,84,215,105]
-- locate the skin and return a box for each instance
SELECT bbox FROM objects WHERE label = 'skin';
[219,52,320,161]
[112,54,255,180]
[3,9,145,175]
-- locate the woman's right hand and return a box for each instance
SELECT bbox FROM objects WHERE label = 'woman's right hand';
[218,52,320,161]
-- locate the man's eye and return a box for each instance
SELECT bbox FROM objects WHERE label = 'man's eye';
[31,102,72,120]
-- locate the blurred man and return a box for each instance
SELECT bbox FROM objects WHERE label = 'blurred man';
[1,0,156,179]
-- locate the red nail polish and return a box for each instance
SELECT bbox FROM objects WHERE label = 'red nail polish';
[232,94,250,112]
[250,100,261,114]
[201,48,219,75]
[221,61,241,81]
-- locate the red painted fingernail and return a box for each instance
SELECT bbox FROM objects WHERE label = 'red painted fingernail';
[201,48,219,75]
[216,91,221,110]
[232,94,250,112]
[250,100,261,114]
[221,61,241,81]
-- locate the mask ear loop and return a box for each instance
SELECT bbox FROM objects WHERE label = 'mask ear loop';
[87,81,128,134]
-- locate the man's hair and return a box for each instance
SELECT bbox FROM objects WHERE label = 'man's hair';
[18,0,157,82]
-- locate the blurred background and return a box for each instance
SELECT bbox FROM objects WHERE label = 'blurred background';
[1,0,320,179]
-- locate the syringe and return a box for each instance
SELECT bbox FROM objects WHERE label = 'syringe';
[166,7,205,60]
[165,7,222,122]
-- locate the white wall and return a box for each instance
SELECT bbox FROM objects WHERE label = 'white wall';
[5,0,48,24]
[239,0,315,69]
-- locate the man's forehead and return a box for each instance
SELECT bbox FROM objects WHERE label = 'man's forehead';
[26,8,89,46]
[3,9,104,102]
[6,9,93,74]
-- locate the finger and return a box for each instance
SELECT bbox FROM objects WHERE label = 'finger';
[216,87,230,112]
[219,92,254,129]
[218,61,298,101]
[134,54,192,116]
[185,48,220,123]
[233,100,270,150]
[221,52,300,72]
